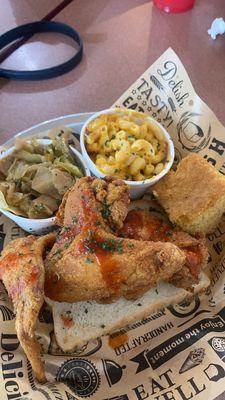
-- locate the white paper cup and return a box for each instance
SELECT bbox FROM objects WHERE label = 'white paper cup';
[0,140,90,234]
[80,108,175,199]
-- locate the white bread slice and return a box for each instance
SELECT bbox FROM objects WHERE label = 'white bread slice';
[45,272,209,352]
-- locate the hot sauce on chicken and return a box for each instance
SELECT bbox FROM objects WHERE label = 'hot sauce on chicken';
[119,209,208,288]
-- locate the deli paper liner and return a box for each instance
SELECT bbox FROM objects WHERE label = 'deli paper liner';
[1,48,225,400]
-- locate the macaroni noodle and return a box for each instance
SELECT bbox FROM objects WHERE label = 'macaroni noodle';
[85,109,168,181]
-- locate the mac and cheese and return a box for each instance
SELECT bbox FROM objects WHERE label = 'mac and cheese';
[85,109,168,181]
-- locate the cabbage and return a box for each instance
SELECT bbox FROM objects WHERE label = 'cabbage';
[0,132,83,218]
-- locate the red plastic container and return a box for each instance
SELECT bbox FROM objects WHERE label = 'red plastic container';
[153,0,195,13]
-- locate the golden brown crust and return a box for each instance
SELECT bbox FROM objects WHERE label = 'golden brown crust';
[119,208,209,290]
[55,176,130,231]
[44,177,186,303]
[91,176,130,230]
[0,233,56,382]
[153,153,225,234]
[45,232,186,303]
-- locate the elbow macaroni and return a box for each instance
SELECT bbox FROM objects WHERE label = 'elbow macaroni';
[85,109,168,181]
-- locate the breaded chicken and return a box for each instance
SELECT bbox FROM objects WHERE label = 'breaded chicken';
[0,233,55,382]
[45,177,186,303]
[153,153,225,234]
[55,176,130,230]
[119,209,208,289]
[91,176,130,230]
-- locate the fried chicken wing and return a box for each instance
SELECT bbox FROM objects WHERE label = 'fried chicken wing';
[0,233,55,382]
[45,177,186,303]
[55,175,130,230]
[119,209,208,288]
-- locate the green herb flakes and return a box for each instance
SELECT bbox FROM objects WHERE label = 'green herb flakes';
[53,249,61,256]
[101,206,111,219]
[85,258,94,264]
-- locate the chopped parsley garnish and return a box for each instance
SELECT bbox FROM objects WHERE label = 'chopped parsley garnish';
[87,229,94,237]
[101,324,105,329]
[101,205,111,219]
[53,249,61,256]
[137,303,142,307]
[128,243,134,248]
[85,308,88,314]
[111,135,116,140]
[98,238,123,253]
[83,232,124,254]
[84,244,95,254]
[72,216,78,224]
[85,258,94,264]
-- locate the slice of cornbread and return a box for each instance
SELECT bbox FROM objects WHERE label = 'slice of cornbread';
[153,153,225,235]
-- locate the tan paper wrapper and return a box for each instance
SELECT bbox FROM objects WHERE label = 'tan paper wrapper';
[1,48,225,400]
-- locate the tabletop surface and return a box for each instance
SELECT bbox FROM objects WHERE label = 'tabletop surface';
[1,0,225,143]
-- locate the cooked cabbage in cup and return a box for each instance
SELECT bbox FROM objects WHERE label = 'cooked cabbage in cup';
[0,133,83,219]
[85,109,168,181]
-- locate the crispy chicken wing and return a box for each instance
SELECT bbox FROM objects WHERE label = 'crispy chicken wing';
[45,177,186,303]
[55,175,130,230]
[119,209,208,289]
[0,233,55,382]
